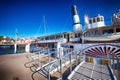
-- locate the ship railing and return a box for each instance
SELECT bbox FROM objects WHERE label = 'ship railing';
[25,48,47,66]
[25,48,58,68]
[32,47,57,60]
[109,52,120,80]
[37,38,67,43]
[83,32,120,41]
[48,49,83,80]
[30,47,44,53]
[31,48,83,80]
[62,47,74,56]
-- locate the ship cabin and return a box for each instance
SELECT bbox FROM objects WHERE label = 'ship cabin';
[35,10,120,48]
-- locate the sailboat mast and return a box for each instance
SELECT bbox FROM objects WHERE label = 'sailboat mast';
[43,16,46,36]
[43,16,47,48]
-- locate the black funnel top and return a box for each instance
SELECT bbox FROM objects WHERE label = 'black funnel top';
[72,5,78,15]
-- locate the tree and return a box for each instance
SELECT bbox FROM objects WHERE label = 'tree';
[10,38,14,41]
[0,36,4,41]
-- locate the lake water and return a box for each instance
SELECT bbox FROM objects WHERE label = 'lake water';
[0,44,35,55]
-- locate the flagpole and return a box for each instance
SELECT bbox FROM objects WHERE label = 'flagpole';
[14,29,18,53]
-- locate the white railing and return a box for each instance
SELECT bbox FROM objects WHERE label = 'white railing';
[38,38,67,43]
[30,44,120,80]
[69,38,80,42]
[82,32,120,41]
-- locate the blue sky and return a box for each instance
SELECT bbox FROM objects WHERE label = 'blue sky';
[0,0,120,38]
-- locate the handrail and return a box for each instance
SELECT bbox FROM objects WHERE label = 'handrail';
[48,49,82,80]
[31,44,120,80]
[31,48,58,80]
[31,48,77,80]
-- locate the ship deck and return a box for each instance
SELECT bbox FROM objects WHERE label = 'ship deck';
[68,62,114,80]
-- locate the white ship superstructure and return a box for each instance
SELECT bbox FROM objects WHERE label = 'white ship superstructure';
[28,5,120,80]
[84,14,105,29]
[33,5,120,49]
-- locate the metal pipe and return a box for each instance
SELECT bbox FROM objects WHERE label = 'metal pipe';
[76,51,78,66]
[48,49,51,80]
[60,58,62,79]
[82,31,86,44]
[38,52,41,67]
[70,53,72,73]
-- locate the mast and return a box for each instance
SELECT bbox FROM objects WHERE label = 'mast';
[43,16,47,48]
[43,16,46,37]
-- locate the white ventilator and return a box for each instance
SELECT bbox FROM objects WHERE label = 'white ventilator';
[84,14,90,29]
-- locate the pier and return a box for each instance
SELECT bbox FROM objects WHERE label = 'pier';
[0,43,120,80]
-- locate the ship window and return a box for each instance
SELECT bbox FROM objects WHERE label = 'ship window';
[75,33,78,38]
[108,29,113,33]
[60,34,63,38]
[101,17,103,21]
[56,34,62,39]
[86,32,90,36]
[50,36,54,39]
[118,15,120,18]
[56,35,58,39]
[78,33,81,37]
[70,34,74,38]
[116,28,120,32]
[64,34,66,38]
[45,37,49,40]
[41,38,44,40]
[70,36,73,38]
[89,20,92,24]
[93,18,95,23]
[95,30,100,36]
[39,38,41,40]
[103,30,109,35]
[97,17,100,22]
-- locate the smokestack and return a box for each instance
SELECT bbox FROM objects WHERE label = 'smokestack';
[72,5,82,31]
[72,5,78,15]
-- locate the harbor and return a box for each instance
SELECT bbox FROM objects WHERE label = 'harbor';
[0,44,25,54]
[0,0,120,80]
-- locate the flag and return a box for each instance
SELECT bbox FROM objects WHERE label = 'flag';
[84,14,89,24]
